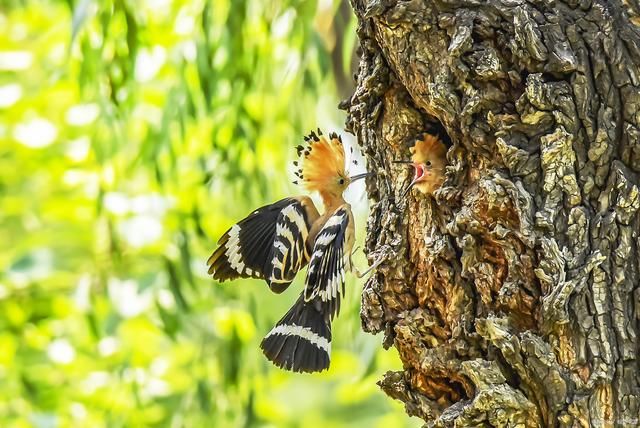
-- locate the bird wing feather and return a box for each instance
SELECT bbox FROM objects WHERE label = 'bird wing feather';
[207,196,318,292]
[303,205,351,320]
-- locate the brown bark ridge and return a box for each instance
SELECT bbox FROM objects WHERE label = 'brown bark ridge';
[342,0,640,426]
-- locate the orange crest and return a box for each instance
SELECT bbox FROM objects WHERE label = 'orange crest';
[294,130,346,193]
[410,133,446,164]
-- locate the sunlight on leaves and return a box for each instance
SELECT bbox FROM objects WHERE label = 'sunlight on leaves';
[0,1,415,426]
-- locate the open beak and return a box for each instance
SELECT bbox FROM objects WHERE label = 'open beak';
[395,161,426,200]
[349,172,372,183]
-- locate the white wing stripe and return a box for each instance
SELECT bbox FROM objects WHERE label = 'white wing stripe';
[323,213,345,228]
[282,205,308,239]
[264,324,331,355]
[276,223,295,243]
[271,256,282,270]
[274,240,287,255]
[315,232,336,246]
[224,225,246,273]
[267,201,312,282]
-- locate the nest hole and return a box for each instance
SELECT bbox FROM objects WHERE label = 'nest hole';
[411,372,472,406]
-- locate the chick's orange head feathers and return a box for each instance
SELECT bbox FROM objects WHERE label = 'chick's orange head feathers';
[410,133,447,164]
[294,130,347,195]
[406,133,447,195]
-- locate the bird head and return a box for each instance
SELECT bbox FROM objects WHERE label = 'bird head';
[395,133,447,198]
[294,130,369,205]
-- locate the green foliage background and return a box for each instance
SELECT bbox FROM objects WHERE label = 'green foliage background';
[0,0,414,427]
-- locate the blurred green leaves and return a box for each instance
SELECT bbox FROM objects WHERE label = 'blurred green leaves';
[0,0,414,427]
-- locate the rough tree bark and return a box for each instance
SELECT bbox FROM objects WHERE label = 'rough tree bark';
[342,0,640,426]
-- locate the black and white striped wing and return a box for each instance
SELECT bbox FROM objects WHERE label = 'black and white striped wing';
[207,197,316,292]
[303,206,351,320]
[266,202,313,291]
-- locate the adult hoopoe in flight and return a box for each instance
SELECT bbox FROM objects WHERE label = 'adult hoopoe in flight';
[207,130,376,373]
[395,133,447,197]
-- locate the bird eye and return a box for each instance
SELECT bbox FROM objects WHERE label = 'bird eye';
[338,178,345,185]
[426,161,432,167]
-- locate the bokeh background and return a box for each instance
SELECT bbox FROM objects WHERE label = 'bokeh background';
[0,0,416,426]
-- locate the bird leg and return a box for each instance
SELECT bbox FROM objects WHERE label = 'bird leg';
[353,257,384,278]
[349,247,385,278]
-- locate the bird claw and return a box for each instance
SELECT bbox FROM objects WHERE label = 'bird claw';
[349,246,386,278]
[353,256,384,279]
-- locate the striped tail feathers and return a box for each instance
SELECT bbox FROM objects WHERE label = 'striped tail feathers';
[260,294,331,373]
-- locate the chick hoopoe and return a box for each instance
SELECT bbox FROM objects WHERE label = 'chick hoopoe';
[395,133,447,197]
[207,130,372,373]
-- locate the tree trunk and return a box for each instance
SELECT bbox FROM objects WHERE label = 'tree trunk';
[343,0,640,426]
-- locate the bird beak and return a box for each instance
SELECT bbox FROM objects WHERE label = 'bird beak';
[396,162,426,200]
[401,176,421,199]
[349,172,372,183]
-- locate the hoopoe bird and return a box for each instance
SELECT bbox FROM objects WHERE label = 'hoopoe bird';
[395,133,447,197]
[207,130,376,373]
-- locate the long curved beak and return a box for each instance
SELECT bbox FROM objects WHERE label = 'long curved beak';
[349,172,372,182]
[396,162,425,201]
[401,176,421,199]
